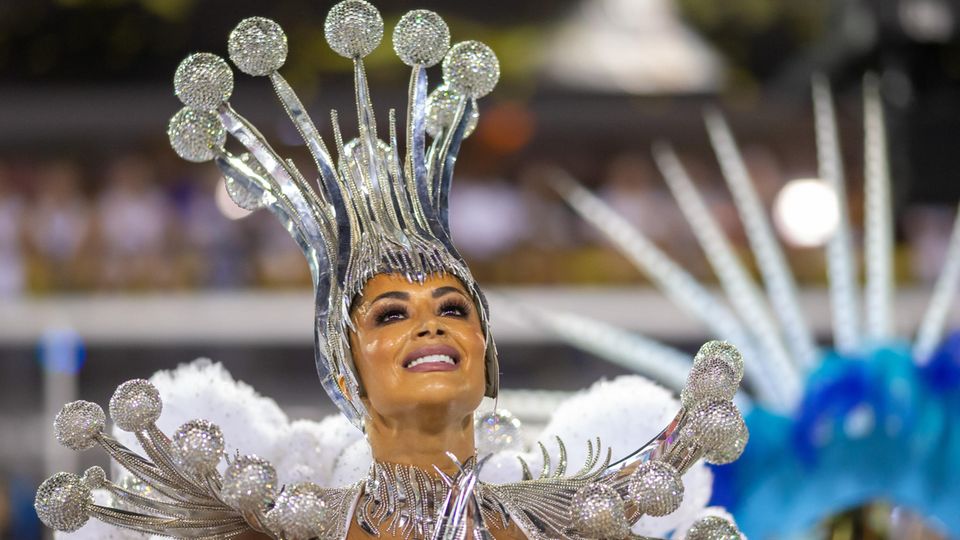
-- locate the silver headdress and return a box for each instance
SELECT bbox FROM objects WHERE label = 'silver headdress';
[167,1,501,428]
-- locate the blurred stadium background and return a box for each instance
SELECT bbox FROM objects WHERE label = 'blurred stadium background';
[3,0,960,537]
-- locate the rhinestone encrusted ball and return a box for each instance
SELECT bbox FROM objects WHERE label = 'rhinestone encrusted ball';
[392,9,450,67]
[442,40,500,99]
[174,53,233,112]
[475,409,523,454]
[704,418,749,465]
[682,356,739,408]
[688,400,745,451]
[170,419,225,475]
[228,17,288,77]
[109,379,162,432]
[425,84,479,139]
[628,460,684,517]
[685,516,742,540]
[694,341,744,383]
[54,400,105,451]
[570,483,629,539]
[324,0,383,59]
[222,455,278,512]
[266,482,328,540]
[81,466,106,490]
[34,472,92,532]
[168,107,226,163]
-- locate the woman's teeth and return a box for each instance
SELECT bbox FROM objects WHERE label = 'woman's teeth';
[406,355,455,368]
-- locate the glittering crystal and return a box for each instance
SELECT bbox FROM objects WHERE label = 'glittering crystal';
[174,53,233,112]
[425,84,479,139]
[265,482,328,540]
[685,516,743,540]
[81,466,106,490]
[222,455,277,512]
[168,107,226,163]
[705,418,749,465]
[570,483,629,539]
[324,0,383,59]
[228,17,288,77]
[392,9,450,67]
[170,419,224,475]
[442,40,499,99]
[474,409,523,454]
[628,460,683,517]
[54,401,105,451]
[694,341,744,384]
[688,400,745,452]
[109,379,162,432]
[682,356,739,408]
[34,472,92,532]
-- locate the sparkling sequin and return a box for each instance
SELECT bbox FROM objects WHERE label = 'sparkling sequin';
[34,472,92,532]
[324,0,383,59]
[628,460,683,517]
[109,379,162,432]
[425,84,479,139]
[682,356,738,408]
[228,17,288,77]
[570,483,629,539]
[170,419,225,474]
[167,107,226,163]
[173,53,233,112]
[266,482,328,540]
[442,40,500,99]
[474,409,523,454]
[392,9,449,67]
[54,400,105,451]
[221,455,278,512]
[685,515,743,540]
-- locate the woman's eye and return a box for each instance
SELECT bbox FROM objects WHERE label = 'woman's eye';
[439,301,469,318]
[375,307,407,325]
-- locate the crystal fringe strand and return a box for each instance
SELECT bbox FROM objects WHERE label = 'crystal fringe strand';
[914,202,960,363]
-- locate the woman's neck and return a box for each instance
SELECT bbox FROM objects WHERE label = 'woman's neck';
[365,410,476,475]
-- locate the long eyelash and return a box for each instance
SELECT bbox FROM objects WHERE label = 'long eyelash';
[371,303,407,324]
[439,298,471,317]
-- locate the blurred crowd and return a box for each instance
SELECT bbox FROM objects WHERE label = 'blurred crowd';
[0,147,956,297]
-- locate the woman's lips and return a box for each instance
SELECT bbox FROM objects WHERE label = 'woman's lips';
[404,345,460,372]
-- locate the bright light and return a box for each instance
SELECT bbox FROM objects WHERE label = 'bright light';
[773,178,840,248]
[214,178,253,221]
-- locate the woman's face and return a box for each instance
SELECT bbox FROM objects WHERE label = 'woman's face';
[349,273,487,422]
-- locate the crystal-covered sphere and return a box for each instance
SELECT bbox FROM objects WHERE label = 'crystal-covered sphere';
[570,483,629,539]
[228,17,288,77]
[442,40,500,99]
[54,401,105,451]
[694,341,744,383]
[628,460,684,517]
[392,9,450,67]
[681,356,738,408]
[109,379,162,432]
[688,400,744,451]
[685,516,742,540]
[475,409,523,454]
[81,466,106,490]
[168,107,226,163]
[704,418,749,465]
[324,0,383,59]
[170,419,224,474]
[174,53,233,112]
[266,482,328,540]
[222,455,278,512]
[34,472,92,532]
[425,84,479,139]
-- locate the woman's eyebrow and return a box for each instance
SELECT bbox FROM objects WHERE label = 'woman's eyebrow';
[432,286,466,298]
[371,291,409,303]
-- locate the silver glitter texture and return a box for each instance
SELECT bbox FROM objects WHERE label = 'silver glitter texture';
[628,460,684,517]
[688,400,745,452]
[221,454,277,512]
[81,466,106,490]
[324,0,383,59]
[168,107,226,163]
[266,482,328,540]
[705,417,749,465]
[34,472,92,532]
[174,53,233,112]
[682,356,739,408]
[54,400,105,451]
[685,516,742,540]
[109,379,162,432]
[392,9,450,67]
[228,17,288,77]
[225,153,268,210]
[425,84,479,139]
[170,419,224,474]
[475,409,523,454]
[570,483,629,539]
[442,40,500,99]
[694,340,744,383]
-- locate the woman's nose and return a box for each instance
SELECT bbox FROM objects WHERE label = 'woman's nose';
[416,317,446,337]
